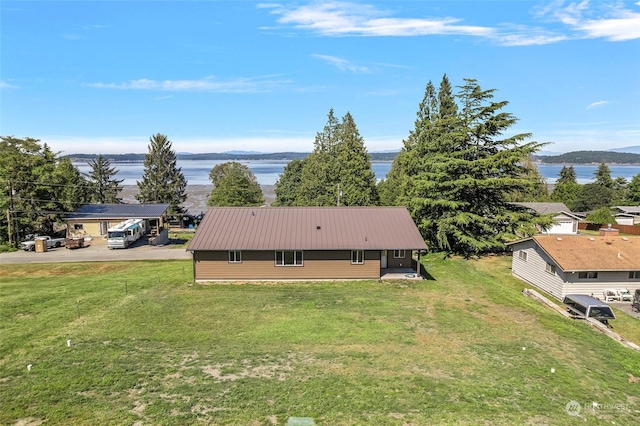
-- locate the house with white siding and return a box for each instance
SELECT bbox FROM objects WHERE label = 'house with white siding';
[512,202,580,234]
[506,233,640,301]
[614,206,640,226]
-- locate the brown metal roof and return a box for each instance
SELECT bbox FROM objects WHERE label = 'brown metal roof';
[509,235,640,271]
[187,207,428,251]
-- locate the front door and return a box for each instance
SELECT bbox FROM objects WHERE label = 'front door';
[381,250,388,269]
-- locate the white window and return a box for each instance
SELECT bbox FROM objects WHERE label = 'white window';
[545,263,556,275]
[518,250,527,261]
[351,250,364,264]
[275,250,303,266]
[393,250,406,259]
[228,251,242,263]
[578,272,598,279]
[629,271,640,279]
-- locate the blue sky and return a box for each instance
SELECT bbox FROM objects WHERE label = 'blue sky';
[1,0,639,155]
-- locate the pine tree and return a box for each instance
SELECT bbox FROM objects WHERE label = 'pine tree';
[273,158,305,206]
[335,112,379,206]
[627,173,640,204]
[296,109,341,206]
[85,155,124,204]
[551,165,581,208]
[207,162,263,206]
[135,133,187,215]
[403,78,543,255]
[594,162,613,188]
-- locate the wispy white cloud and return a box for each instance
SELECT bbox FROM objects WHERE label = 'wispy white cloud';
[261,1,640,45]
[536,1,640,41]
[262,2,494,37]
[312,54,370,73]
[587,100,610,109]
[89,75,292,93]
[0,80,18,89]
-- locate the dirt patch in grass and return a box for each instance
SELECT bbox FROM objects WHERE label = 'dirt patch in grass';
[0,262,134,278]
[13,418,44,426]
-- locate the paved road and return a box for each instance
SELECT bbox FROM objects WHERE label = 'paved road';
[0,237,192,264]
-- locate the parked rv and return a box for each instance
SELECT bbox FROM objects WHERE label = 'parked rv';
[107,219,146,249]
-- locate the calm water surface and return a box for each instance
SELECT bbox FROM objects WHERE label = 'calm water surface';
[74,160,640,186]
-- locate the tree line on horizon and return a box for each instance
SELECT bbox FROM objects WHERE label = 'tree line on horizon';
[2,75,640,254]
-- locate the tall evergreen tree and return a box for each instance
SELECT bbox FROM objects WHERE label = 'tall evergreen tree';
[626,173,640,205]
[273,158,305,206]
[572,162,615,211]
[402,78,543,255]
[85,155,124,204]
[551,165,581,207]
[335,112,379,206]
[208,162,263,206]
[135,133,187,215]
[594,162,613,188]
[0,136,89,244]
[296,109,341,206]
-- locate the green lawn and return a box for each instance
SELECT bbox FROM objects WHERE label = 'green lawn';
[1,256,638,425]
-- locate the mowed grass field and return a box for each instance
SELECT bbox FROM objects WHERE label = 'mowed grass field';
[1,256,639,425]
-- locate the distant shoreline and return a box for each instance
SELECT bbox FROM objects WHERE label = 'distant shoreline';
[119,185,276,214]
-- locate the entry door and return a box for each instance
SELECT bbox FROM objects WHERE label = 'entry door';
[100,222,108,235]
[381,250,388,269]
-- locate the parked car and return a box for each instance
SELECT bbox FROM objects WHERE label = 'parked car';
[617,288,633,302]
[20,236,66,251]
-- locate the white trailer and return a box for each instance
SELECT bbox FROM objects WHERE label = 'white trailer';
[107,219,146,249]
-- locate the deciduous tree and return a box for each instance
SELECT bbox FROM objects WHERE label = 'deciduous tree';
[208,161,263,206]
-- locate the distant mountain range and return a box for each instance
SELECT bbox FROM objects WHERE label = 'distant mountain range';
[536,150,640,164]
[608,145,640,154]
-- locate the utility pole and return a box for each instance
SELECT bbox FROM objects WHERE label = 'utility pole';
[337,183,341,207]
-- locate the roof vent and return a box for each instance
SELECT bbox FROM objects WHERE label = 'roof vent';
[556,237,563,241]
[316,226,321,230]
[622,237,629,241]
[588,237,595,241]
[618,252,622,259]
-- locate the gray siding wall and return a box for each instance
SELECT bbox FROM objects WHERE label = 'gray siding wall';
[565,272,640,299]
[511,240,566,300]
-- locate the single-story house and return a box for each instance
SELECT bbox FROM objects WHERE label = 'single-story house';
[614,206,640,225]
[65,203,170,237]
[512,202,580,234]
[506,233,640,300]
[187,206,428,281]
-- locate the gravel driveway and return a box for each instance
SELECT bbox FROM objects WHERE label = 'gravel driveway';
[0,236,191,264]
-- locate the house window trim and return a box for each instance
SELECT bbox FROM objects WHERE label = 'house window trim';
[351,250,365,265]
[545,262,556,275]
[228,250,242,263]
[275,250,304,267]
[393,249,406,259]
[73,223,84,231]
[518,250,528,261]
[578,271,598,279]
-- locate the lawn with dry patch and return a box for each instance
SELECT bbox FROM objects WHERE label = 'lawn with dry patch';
[0,256,638,425]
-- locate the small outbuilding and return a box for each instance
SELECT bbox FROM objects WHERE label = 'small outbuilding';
[512,202,580,234]
[65,203,169,238]
[187,206,428,281]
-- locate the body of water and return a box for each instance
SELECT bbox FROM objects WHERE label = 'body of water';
[74,160,640,186]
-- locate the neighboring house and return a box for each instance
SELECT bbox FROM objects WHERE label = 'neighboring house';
[65,203,169,237]
[187,206,428,281]
[507,233,640,300]
[614,206,640,225]
[513,202,580,234]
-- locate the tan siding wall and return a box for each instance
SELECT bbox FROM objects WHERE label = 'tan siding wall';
[387,250,412,268]
[68,220,101,236]
[194,250,381,280]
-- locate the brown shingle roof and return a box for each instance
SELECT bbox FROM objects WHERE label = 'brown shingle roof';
[513,235,640,272]
[187,207,428,251]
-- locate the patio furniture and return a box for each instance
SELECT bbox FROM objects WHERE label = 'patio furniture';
[603,289,621,302]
